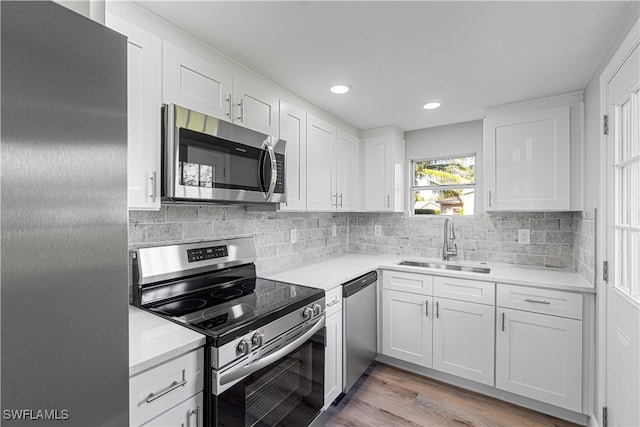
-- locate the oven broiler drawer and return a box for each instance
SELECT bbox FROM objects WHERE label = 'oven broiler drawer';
[130,348,204,427]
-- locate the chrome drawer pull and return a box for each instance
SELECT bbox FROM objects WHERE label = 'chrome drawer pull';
[327,299,340,307]
[145,379,187,403]
[190,406,200,427]
[524,299,551,305]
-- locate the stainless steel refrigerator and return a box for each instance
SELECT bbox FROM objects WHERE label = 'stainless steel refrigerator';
[1,1,129,425]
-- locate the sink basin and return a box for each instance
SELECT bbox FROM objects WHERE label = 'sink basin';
[398,260,491,274]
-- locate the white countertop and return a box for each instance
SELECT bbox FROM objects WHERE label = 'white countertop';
[129,306,206,376]
[261,252,595,294]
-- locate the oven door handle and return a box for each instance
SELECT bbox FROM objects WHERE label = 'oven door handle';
[220,315,325,386]
[262,140,277,202]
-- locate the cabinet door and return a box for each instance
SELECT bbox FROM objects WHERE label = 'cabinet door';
[141,392,203,427]
[382,290,432,367]
[324,309,343,409]
[433,298,494,386]
[106,14,161,210]
[496,308,582,412]
[363,135,392,211]
[279,101,307,211]
[484,106,570,210]
[336,129,360,211]
[306,114,336,211]
[233,74,279,136]
[163,41,232,121]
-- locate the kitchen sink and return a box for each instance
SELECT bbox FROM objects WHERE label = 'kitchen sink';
[398,260,491,274]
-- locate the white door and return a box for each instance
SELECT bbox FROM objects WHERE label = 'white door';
[432,298,494,386]
[232,75,279,136]
[336,129,360,211]
[496,308,582,412]
[279,101,307,211]
[381,290,432,367]
[603,21,640,427]
[324,309,343,408]
[306,114,336,211]
[363,135,391,211]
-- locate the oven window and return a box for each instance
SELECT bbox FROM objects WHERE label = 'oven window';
[214,330,324,427]
[179,128,266,191]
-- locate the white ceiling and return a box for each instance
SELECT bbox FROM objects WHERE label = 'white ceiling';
[138,1,633,132]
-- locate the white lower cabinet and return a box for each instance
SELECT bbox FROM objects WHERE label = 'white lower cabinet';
[381,289,433,367]
[324,286,343,408]
[130,348,204,427]
[496,307,582,412]
[433,297,495,386]
[141,392,203,427]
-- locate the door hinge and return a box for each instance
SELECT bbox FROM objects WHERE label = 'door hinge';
[603,114,609,135]
[603,260,609,283]
[603,406,609,427]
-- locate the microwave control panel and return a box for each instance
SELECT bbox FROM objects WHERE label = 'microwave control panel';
[187,245,228,263]
[275,154,285,194]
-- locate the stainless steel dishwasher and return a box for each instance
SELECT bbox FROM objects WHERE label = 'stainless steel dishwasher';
[342,270,378,394]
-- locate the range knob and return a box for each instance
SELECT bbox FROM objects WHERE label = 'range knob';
[312,303,321,315]
[237,338,252,355]
[302,306,313,319]
[251,332,264,347]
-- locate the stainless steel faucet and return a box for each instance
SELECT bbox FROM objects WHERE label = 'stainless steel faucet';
[442,217,457,261]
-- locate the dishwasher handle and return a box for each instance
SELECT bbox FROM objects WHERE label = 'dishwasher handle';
[343,271,378,298]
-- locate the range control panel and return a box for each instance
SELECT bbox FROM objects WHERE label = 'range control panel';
[187,245,228,262]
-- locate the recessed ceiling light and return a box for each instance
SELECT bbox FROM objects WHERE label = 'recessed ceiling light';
[330,84,351,95]
[423,101,442,110]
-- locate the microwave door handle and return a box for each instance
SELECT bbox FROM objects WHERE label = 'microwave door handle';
[263,141,277,201]
[219,316,325,386]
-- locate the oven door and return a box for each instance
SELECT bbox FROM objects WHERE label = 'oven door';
[163,104,285,204]
[211,317,325,427]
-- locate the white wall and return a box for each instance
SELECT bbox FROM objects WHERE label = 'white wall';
[404,120,484,212]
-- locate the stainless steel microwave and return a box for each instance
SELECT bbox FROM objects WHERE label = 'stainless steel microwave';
[161,104,286,204]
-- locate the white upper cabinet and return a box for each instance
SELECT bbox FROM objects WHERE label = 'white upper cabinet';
[306,114,336,210]
[484,92,584,211]
[106,13,162,210]
[162,41,233,122]
[336,129,360,211]
[361,127,405,212]
[163,43,279,136]
[306,114,360,211]
[279,101,307,211]
[232,74,279,136]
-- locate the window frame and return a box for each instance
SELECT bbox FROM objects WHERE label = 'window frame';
[409,152,477,217]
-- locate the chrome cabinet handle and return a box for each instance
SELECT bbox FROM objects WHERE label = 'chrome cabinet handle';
[425,300,429,317]
[501,312,505,332]
[525,299,551,305]
[435,301,439,319]
[488,190,492,208]
[189,406,200,427]
[225,95,232,119]
[327,299,340,307]
[332,193,338,208]
[339,193,343,208]
[145,379,187,403]
[237,98,245,122]
[149,171,157,202]
[386,194,391,208]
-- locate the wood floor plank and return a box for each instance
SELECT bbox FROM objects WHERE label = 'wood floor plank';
[326,363,581,427]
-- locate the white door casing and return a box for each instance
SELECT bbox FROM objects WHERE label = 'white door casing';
[600,18,640,427]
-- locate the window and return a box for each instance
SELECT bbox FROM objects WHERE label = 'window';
[411,155,475,216]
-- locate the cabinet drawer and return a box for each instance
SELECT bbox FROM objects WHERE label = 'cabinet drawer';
[433,276,495,305]
[497,284,582,320]
[130,348,204,427]
[325,285,343,316]
[383,270,433,295]
[141,392,203,427]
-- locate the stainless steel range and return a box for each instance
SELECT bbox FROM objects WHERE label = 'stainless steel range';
[132,237,325,427]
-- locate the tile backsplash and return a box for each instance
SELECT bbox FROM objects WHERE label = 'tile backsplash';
[128,205,348,274]
[348,211,576,269]
[128,206,596,283]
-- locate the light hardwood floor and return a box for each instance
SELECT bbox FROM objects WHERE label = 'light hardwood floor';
[326,363,580,427]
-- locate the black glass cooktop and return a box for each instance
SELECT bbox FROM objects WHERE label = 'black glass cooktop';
[147,277,323,347]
